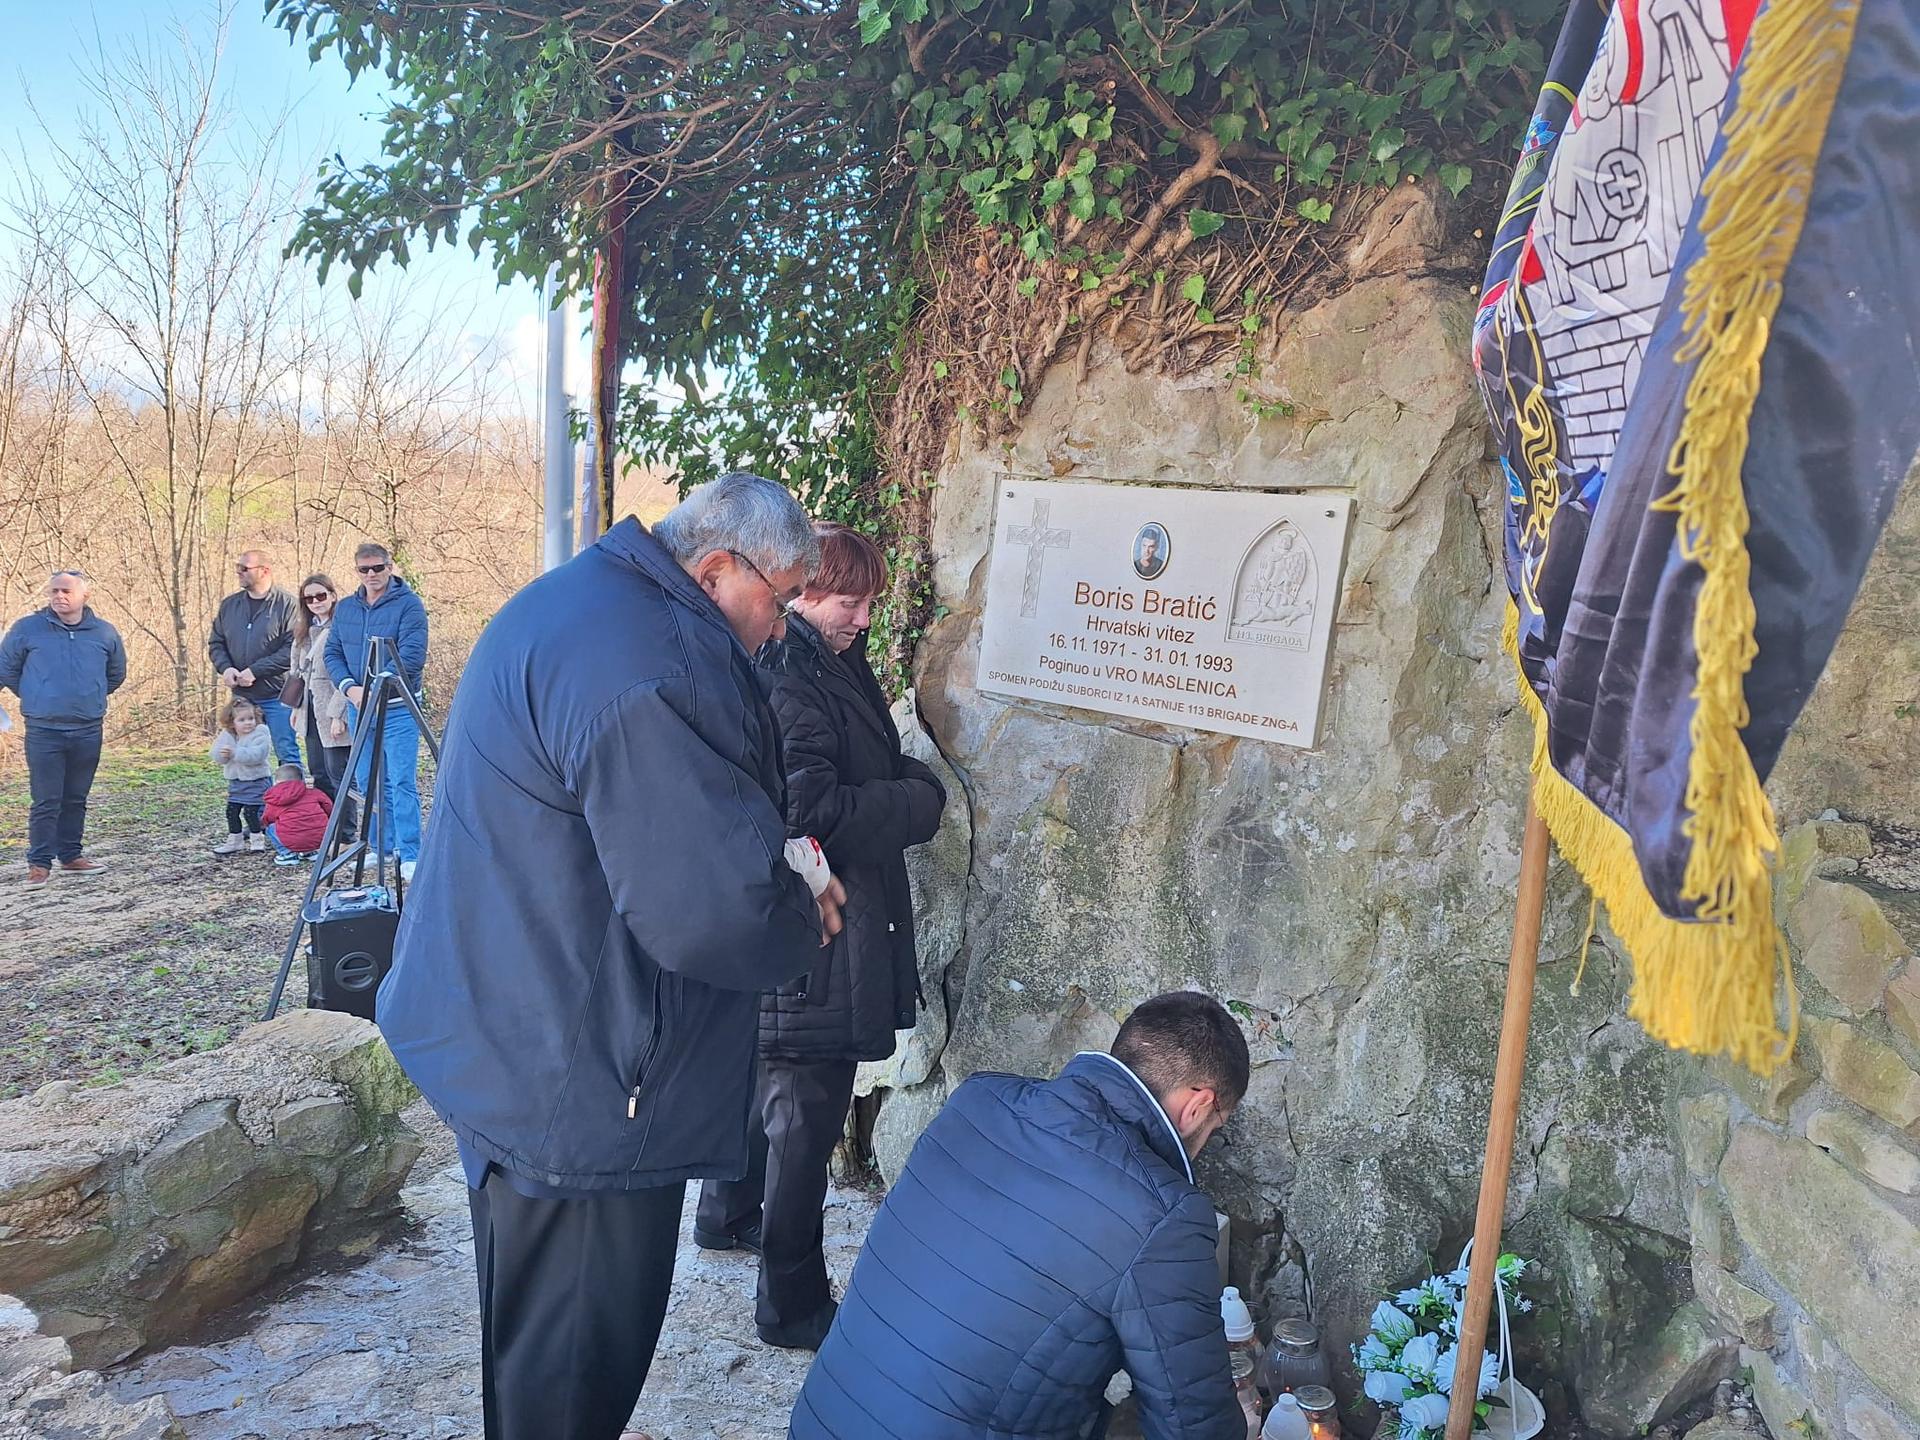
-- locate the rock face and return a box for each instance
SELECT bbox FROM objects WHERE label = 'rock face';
[0,1294,183,1439]
[1670,821,1920,1440]
[877,190,1698,1429]
[0,1011,421,1368]
[870,185,1920,1436]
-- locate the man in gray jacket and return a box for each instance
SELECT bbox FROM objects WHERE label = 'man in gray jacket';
[0,570,126,886]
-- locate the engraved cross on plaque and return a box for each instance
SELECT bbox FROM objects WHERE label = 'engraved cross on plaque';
[1006,498,1071,618]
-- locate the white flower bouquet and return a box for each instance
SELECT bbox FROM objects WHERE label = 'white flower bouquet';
[1351,1254,1536,1439]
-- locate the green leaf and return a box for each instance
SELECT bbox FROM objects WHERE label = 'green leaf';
[1067,191,1096,221]
[1298,197,1334,223]
[1180,273,1206,306]
[999,365,1020,389]
[1017,276,1040,296]
[1420,71,1457,108]
[933,360,949,378]
[1439,162,1474,196]
[1211,111,1247,146]
[1187,208,1226,238]
[1161,61,1195,98]
[1198,26,1249,76]
[857,0,892,44]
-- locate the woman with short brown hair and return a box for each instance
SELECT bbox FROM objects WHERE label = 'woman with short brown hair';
[695,522,947,1351]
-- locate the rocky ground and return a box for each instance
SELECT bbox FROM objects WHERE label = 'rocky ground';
[0,751,322,1098]
[104,1103,879,1440]
[1,754,880,1439]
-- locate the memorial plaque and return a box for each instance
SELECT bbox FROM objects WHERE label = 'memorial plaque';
[978,479,1353,747]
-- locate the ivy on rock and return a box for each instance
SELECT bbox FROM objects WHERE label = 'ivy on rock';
[268,0,1556,675]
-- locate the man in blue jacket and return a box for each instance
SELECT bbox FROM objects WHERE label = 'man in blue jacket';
[324,542,429,875]
[790,991,1252,1440]
[377,473,846,1440]
[0,570,126,887]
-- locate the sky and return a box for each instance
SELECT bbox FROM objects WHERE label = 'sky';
[0,0,554,412]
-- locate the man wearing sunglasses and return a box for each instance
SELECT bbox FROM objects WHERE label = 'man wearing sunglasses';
[209,550,300,766]
[324,541,430,879]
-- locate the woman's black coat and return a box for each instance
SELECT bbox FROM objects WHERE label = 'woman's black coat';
[757,615,946,1063]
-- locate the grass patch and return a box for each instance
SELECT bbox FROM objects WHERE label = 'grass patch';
[0,747,305,1098]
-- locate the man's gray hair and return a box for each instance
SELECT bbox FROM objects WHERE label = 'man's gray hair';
[654,472,819,576]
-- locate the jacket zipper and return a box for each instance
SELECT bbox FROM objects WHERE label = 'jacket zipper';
[627,969,669,1119]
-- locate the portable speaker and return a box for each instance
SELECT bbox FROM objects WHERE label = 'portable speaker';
[304,885,399,1021]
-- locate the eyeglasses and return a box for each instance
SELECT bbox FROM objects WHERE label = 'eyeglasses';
[303,592,331,604]
[726,550,795,614]
[356,563,389,575]
[235,564,259,575]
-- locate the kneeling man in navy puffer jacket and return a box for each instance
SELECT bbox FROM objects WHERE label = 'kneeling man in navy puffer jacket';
[790,990,1251,1440]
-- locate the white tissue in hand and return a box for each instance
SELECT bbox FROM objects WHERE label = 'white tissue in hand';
[783,836,834,898]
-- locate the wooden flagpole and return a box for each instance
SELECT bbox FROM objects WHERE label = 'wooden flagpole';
[1445,792,1551,1440]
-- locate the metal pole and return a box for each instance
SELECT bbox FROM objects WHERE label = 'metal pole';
[542,268,576,573]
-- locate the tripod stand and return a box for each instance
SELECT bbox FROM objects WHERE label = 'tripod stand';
[262,633,442,1021]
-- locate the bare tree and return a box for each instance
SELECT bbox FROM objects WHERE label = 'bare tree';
[26,13,297,718]
[0,8,542,741]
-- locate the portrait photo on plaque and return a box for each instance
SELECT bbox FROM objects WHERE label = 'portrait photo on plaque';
[1131,522,1170,580]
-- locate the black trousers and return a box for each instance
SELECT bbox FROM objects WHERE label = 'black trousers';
[25,724,103,867]
[302,706,355,839]
[468,1169,685,1440]
[226,802,263,834]
[696,1055,857,1335]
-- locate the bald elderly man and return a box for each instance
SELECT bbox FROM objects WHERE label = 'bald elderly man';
[0,570,126,885]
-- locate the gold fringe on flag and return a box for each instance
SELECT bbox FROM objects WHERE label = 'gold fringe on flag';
[1504,0,1862,1072]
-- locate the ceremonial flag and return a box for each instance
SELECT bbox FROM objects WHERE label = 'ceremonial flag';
[1473,0,1920,1070]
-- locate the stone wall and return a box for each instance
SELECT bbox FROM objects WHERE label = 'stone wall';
[1674,820,1920,1440]
[873,184,1920,1435]
[0,1010,421,1369]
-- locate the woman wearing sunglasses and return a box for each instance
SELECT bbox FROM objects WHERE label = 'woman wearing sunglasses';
[288,574,355,847]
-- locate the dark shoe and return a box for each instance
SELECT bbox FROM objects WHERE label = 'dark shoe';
[59,857,105,876]
[26,865,51,887]
[693,1223,763,1256]
[756,1298,838,1352]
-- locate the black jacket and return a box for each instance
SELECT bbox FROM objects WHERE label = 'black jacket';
[757,616,945,1063]
[377,518,823,1191]
[790,1052,1242,1440]
[207,587,297,702]
[0,607,127,729]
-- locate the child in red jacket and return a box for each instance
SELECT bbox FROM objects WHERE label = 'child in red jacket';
[262,763,333,866]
